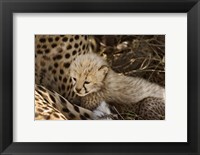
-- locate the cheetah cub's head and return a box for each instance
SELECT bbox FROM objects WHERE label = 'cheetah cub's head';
[70,53,108,97]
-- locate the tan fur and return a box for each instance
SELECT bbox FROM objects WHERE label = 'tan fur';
[35,35,90,103]
[70,53,165,110]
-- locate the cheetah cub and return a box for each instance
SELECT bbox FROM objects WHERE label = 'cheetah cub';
[70,53,165,110]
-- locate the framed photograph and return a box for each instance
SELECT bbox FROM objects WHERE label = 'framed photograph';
[0,0,199,154]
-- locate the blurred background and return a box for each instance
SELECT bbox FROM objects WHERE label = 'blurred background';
[92,35,165,87]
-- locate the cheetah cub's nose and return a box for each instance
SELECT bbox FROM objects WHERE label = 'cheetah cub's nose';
[76,88,81,93]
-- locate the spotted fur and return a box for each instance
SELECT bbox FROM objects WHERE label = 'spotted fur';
[35,35,90,104]
[35,84,93,120]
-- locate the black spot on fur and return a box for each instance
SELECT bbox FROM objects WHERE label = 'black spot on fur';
[54,63,58,68]
[60,69,64,74]
[48,37,53,42]
[63,77,67,83]
[43,55,50,60]
[45,115,50,120]
[69,113,75,119]
[51,43,57,48]
[66,45,72,50]
[40,61,45,66]
[91,44,94,50]
[45,49,50,54]
[72,50,77,55]
[59,96,66,104]
[63,107,69,113]
[65,53,70,59]
[41,69,46,74]
[49,94,56,102]
[80,41,82,45]
[53,55,62,60]
[61,84,65,90]
[84,113,90,118]
[48,66,52,71]
[37,44,41,48]
[52,69,56,74]
[43,107,49,110]
[38,85,46,92]
[37,50,43,54]
[69,38,74,42]
[36,90,43,97]
[74,43,79,48]
[84,36,88,40]
[53,113,59,118]
[62,93,66,97]
[80,115,87,120]
[39,38,46,43]
[55,37,60,41]
[61,116,66,119]
[74,106,80,113]
[82,45,85,50]
[52,104,57,108]
[72,91,76,97]
[44,98,49,103]
[62,37,68,42]
[42,45,47,49]
[64,63,70,68]
[37,108,43,112]
[74,35,79,40]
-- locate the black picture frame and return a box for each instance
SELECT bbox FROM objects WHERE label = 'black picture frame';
[0,0,199,154]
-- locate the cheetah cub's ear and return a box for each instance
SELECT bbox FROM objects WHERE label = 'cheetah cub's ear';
[97,65,109,81]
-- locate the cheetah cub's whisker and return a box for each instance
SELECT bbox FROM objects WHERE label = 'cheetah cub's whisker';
[70,53,165,110]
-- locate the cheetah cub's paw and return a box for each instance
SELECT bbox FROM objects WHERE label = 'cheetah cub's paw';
[92,101,113,120]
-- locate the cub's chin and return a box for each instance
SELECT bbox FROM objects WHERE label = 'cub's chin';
[75,92,89,97]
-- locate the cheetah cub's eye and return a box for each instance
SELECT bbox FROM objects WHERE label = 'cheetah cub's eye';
[72,77,76,81]
[84,81,90,85]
